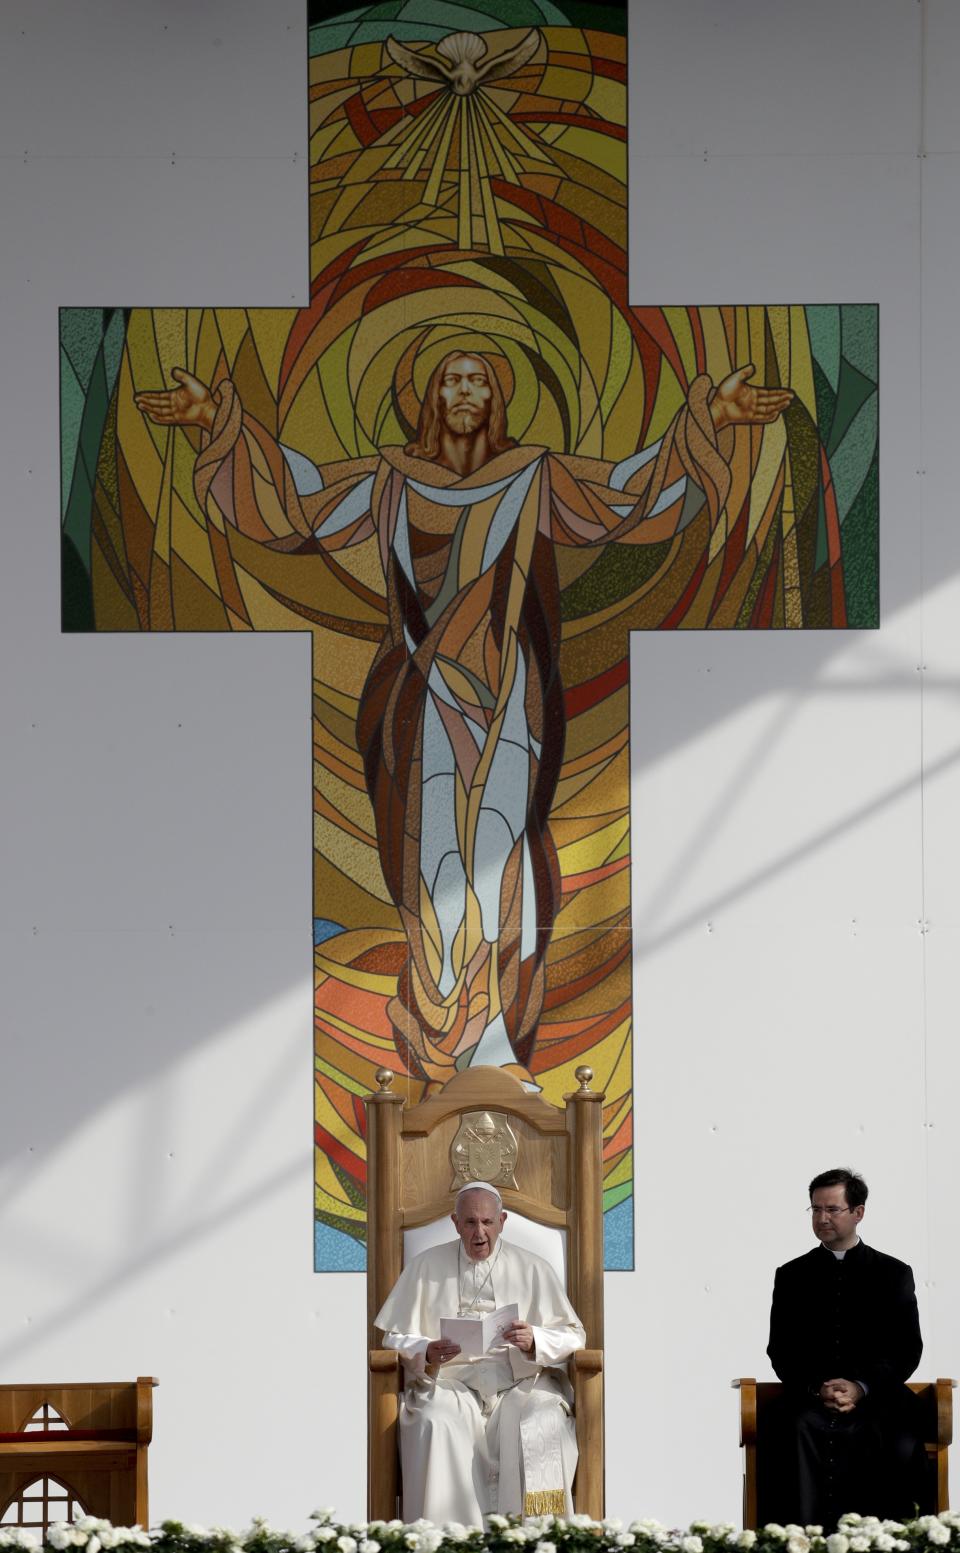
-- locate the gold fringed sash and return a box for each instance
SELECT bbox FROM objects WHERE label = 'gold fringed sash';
[520,1393,567,1516]
[524,1490,566,1516]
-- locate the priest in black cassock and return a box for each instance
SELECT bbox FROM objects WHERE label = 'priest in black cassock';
[760,1168,929,1529]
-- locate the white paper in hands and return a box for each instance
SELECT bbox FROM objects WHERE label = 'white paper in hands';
[440,1303,519,1359]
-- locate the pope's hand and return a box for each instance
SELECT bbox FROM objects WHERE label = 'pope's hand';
[135,368,218,433]
[501,1321,535,1353]
[820,1378,863,1413]
[425,1339,461,1366]
[709,364,794,431]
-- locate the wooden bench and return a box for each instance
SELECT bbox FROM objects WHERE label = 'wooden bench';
[0,1378,157,1532]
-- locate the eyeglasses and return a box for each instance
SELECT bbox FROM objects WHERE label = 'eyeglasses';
[807,1205,852,1218]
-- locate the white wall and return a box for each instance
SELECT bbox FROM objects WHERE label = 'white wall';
[618,0,960,1524]
[1,0,956,1530]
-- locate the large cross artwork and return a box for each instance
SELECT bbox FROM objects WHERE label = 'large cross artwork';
[60,0,878,1273]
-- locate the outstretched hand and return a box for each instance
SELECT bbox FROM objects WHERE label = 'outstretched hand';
[709,364,794,431]
[135,367,218,432]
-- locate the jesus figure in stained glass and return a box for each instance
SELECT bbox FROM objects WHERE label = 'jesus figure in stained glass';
[135,349,792,1087]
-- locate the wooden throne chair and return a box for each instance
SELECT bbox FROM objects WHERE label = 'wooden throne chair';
[365,1064,605,1520]
[733,1377,956,1528]
[0,1378,157,1533]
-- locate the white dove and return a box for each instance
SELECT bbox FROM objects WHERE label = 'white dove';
[385,28,542,97]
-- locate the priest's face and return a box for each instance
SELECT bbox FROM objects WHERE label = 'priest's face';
[809,1183,864,1252]
[438,356,492,437]
[452,1189,507,1261]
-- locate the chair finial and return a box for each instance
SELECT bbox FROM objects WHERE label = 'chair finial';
[375,1068,395,1093]
[574,1066,593,1092]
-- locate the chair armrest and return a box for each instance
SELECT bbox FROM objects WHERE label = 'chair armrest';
[732,1378,758,1446]
[369,1349,400,1374]
[573,1348,603,1375]
[935,1379,956,1448]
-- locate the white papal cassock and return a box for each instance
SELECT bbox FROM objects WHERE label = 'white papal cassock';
[375,1239,586,1525]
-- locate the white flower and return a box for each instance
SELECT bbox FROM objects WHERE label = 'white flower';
[926,1528,950,1547]
[616,1538,636,1548]
[359,1542,380,1553]
[763,1532,788,1545]
[735,1534,756,1550]
[570,1518,594,1531]
[337,1539,357,1553]
[874,1538,895,1551]
[787,1537,811,1553]
[603,1522,624,1535]
[314,1533,336,1545]
[535,1543,557,1553]
[488,1520,510,1533]
[805,1532,823,1540]
[849,1538,871,1551]
[442,1529,468,1544]
[681,1538,703,1553]
[826,1536,849,1553]
[502,1535,526,1546]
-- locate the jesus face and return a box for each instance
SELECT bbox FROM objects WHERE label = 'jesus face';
[438,355,492,436]
[452,1188,507,1261]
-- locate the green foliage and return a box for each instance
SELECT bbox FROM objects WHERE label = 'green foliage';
[5,1508,960,1553]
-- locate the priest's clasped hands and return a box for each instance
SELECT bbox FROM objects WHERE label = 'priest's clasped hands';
[819,1377,864,1413]
[425,1320,535,1366]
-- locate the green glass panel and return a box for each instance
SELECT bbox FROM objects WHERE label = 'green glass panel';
[831,393,878,526]
[810,356,836,452]
[560,539,672,621]
[61,533,95,633]
[60,345,86,522]
[827,356,876,463]
[840,303,878,383]
[60,307,106,394]
[309,22,360,53]
[840,450,879,628]
[102,308,126,389]
[805,303,841,393]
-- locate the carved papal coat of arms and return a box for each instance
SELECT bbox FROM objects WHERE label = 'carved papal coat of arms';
[449,1111,519,1191]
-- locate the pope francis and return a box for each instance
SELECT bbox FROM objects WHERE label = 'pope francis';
[374,1182,586,1525]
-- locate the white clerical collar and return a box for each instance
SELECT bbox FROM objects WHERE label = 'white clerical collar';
[831,1237,861,1260]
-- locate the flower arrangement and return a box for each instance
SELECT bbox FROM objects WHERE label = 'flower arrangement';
[2,1512,960,1553]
